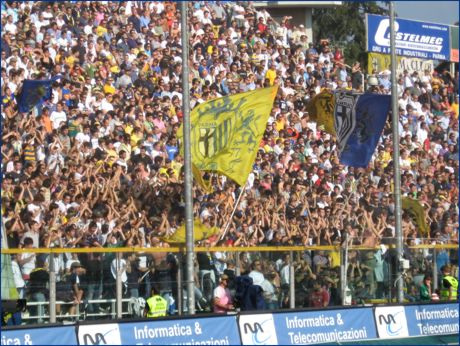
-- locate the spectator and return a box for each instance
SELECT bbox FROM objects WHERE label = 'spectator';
[308,279,330,308]
[419,274,432,302]
[213,274,234,313]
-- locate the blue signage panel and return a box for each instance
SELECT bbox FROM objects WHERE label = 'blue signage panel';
[272,308,377,345]
[405,303,459,337]
[118,316,241,345]
[366,14,450,60]
[1,326,77,345]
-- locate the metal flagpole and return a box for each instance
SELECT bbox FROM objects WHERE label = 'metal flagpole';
[219,182,247,241]
[180,1,195,315]
[389,1,404,303]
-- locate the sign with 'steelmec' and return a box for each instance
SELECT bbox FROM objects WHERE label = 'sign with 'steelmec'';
[366,14,450,61]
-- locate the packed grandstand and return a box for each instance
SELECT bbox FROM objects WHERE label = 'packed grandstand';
[1,1,458,324]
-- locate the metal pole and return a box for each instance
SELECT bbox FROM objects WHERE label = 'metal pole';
[116,253,123,319]
[235,252,241,276]
[180,1,195,315]
[49,253,56,323]
[220,182,247,241]
[389,1,404,303]
[432,248,438,291]
[289,251,295,309]
[343,233,349,304]
[340,240,346,305]
[177,254,183,315]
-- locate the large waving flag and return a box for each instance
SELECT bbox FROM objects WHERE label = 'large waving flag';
[305,90,335,135]
[334,91,391,167]
[179,86,278,188]
[16,77,60,113]
[402,197,429,236]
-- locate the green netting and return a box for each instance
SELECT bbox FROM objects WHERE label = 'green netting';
[1,253,18,300]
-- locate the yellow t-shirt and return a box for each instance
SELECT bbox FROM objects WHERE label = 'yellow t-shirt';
[65,55,77,68]
[106,148,118,165]
[103,84,116,95]
[328,250,340,268]
[96,26,108,37]
[451,103,458,119]
[130,133,143,148]
[265,69,276,86]
[274,118,286,132]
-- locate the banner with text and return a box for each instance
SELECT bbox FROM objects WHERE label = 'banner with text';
[405,303,459,337]
[117,316,241,345]
[368,52,434,76]
[2,326,77,345]
[366,14,450,60]
[239,308,377,345]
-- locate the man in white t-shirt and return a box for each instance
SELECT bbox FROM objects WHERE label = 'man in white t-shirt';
[50,103,67,129]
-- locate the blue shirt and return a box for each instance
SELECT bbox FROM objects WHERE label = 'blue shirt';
[165,144,178,161]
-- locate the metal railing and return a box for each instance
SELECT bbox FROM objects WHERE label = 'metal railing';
[1,241,457,326]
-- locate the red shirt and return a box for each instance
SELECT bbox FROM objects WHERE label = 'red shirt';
[309,288,330,307]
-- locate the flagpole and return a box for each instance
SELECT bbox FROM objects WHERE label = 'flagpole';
[180,1,195,315]
[389,1,404,303]
[219,181,248,241]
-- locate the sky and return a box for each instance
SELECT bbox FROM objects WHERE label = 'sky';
[394,1,459,26]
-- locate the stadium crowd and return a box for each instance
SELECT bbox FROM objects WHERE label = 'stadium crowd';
[1,1,458,320]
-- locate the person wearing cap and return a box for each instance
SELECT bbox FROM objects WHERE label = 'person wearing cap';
[213,274,234,313]
[69,261,85,317]
[144,286,168,318]
[440,265,458,301]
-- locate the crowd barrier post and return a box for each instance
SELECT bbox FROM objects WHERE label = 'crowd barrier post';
[340,244,345,305]
[49,253,57,323]
[433,248,438,291]
[177,252,183,315]
[289,250,295,309]
[236,251,241,276]
[341,233,349,305]
[116,253,123,319]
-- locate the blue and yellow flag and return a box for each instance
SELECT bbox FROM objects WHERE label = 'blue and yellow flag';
[16,77,59,113]
[162,219,220,244]
[306,90,335,135]
[179,86,278,187]
[334,91,391,167]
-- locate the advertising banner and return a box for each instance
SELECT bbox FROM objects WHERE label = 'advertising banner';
[1,326,77,345]
[368,52,434,76]
[374,306,409,339]
[244,308,378,345]
[239,314,279,345]
[405,303,459,337]
[117,316,241,345]
[366,14,450,60]
[78,323,122,345]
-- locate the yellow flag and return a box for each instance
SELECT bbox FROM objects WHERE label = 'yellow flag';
[162,219,220,244]
[368,52,394,74]
[402,197,429,236]
[192,163,213,193]
[179,86,278,187]
[305,90,335,135]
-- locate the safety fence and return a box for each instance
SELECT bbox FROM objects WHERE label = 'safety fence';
[1,302,458,345]
[1,242,458,325]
